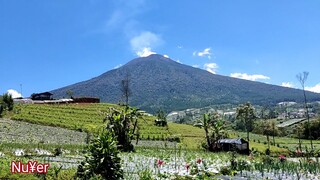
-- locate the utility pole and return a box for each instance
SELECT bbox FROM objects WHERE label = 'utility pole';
[20,84,23,98]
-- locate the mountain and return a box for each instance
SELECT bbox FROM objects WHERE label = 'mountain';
[50,54,320,113]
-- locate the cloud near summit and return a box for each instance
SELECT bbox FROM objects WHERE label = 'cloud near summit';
[204,63,218,74]
[230,73,270,81]
[130,31,163,57]
[193,48,212,59]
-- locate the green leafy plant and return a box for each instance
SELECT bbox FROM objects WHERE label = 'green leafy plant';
[103,106,142,152]
[2,93,13,111]
[76,129,123,180]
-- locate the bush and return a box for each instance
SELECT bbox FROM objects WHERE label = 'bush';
[2,93,13,111]
[76,129,123,179]
[167,135,181,142]
[53,147,62,156]
[0,105,3,117]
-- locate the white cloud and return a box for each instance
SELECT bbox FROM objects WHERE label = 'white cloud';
[192,64,200,68]
[136,47,156,57]
[204,63,218,74]
[177,45,183,49]
[194,48,211,59]
[306,83,320,93]
[105,0,147,30]
[281,82,294,88]
[106,10,124,28]
[130,31,162,57]
[230,73,270,81]
[114,64,123,69]
[163,54,169,58]
[7,89,22,98]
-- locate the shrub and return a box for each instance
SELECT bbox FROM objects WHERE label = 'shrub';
[53,147,62,156]
[76,129,123,179]
[2,93,13,111]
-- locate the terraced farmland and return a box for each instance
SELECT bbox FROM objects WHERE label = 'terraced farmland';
[12,103,171,142]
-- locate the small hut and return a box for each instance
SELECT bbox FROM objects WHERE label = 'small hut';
[215,138,249,155]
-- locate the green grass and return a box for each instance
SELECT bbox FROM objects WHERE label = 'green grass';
[10,103,317,154]
[232,131,320,153]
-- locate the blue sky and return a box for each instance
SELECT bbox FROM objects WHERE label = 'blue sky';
[1,0,320,98]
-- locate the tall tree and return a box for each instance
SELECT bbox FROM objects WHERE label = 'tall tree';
[236,102,257,142]
[121,73,131,106]
[271,120,277,145]
[296,71,313,150]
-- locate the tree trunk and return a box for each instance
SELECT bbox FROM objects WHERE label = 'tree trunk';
[298,132,302,151]
[303,85,313,150]
[205,128,211,150]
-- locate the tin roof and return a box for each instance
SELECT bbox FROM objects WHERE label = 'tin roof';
[217,138,248,144]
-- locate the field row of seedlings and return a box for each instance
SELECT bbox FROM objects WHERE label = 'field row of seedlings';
[121,148,320,179]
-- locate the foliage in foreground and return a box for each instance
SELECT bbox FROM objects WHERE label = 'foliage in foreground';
[104,106,142,152]
[0,93,14,116]
[76,129,123,180]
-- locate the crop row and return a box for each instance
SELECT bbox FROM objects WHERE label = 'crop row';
[12,104,170,137]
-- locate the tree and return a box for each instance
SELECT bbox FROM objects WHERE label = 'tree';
[103,106,141,152]
[253,120,278,149]
[121,73,131,106]
[197,113,227,151]
[155,109,167,127]
[236,102,257,142]
[76,129,123,179]
[2,93,13,111]
[271,120,277,145]
[66,90,74,98]
[0,104,3,117]
[293,124,304,151]
[301,118,320,140]
[296,71,313,150]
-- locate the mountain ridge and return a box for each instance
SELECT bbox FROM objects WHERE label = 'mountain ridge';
[50,54,320,113]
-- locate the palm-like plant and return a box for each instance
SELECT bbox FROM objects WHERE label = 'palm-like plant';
[103,106,142,152]
[197,113,227,151]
